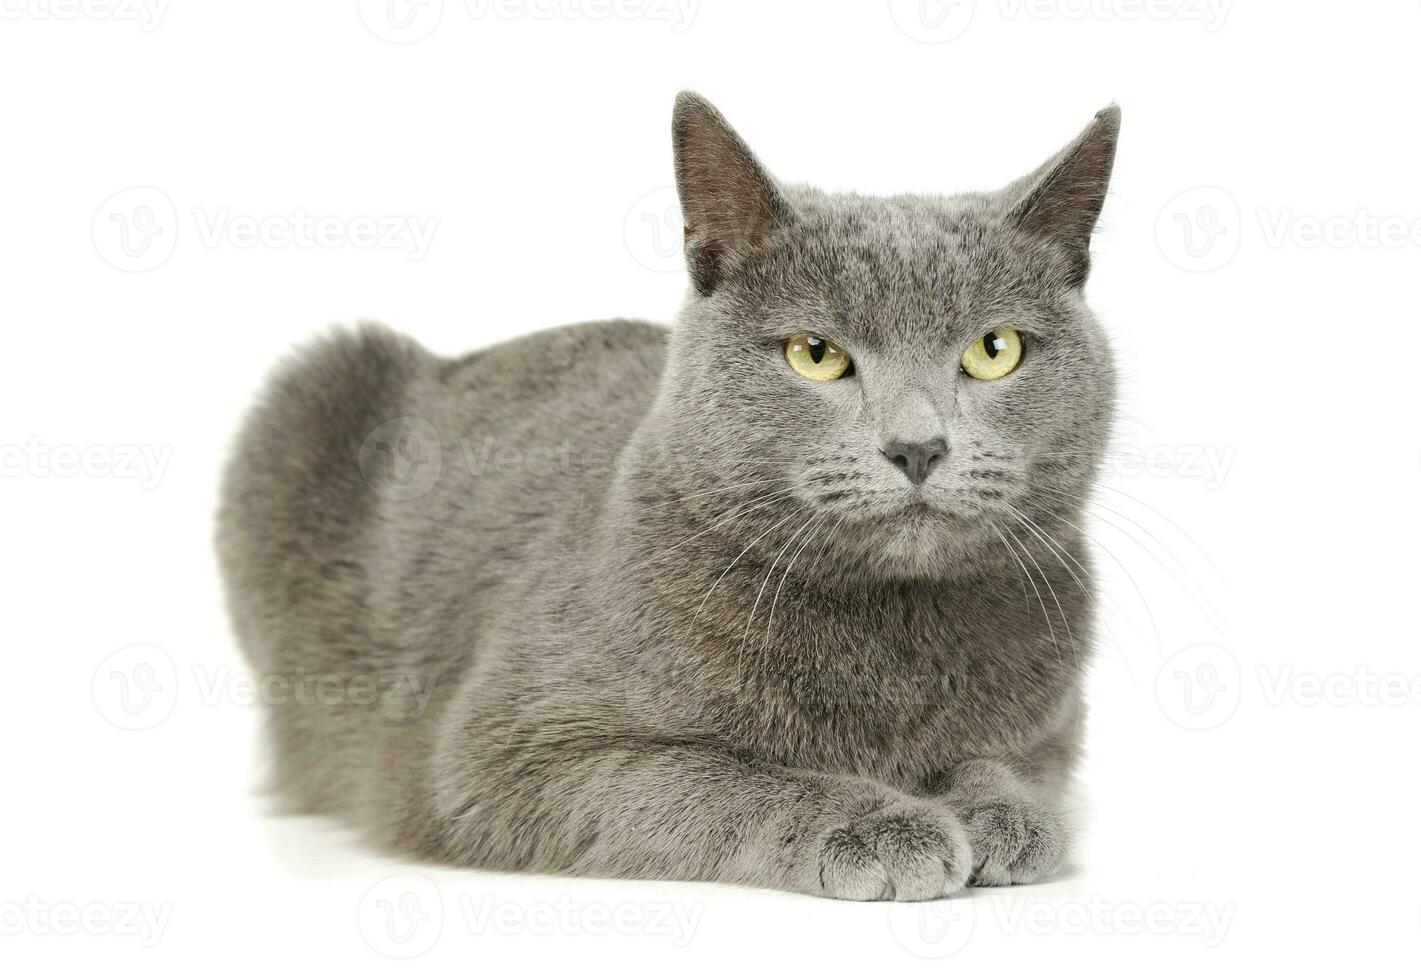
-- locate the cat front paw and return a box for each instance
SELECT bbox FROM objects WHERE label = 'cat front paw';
[814,801,972,901]
[960,797,1066,886]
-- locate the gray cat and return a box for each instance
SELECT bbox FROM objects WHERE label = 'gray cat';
[216,92,1119,901]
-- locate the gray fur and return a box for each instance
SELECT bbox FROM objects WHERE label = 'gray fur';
[216,92,1120,901]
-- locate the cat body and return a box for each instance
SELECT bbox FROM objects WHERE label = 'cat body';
[218,94,1119,900]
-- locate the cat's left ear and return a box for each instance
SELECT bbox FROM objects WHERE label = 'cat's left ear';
[672,91,791,295]
[1003,105,1121,286]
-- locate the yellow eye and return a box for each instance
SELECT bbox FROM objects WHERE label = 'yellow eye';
[785,333,853,381]
[961,328,1024,381]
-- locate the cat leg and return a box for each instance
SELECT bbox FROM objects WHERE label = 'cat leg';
[437,742,973,901]
[925,758,1069,886]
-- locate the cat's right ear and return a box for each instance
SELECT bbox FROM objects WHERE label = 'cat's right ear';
[672,91,790,296]
[1002,105,1121,287]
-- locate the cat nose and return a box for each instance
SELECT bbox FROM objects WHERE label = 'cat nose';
[882,437,948,486]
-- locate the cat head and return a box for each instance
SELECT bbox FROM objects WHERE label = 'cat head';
[652,92,1120,580]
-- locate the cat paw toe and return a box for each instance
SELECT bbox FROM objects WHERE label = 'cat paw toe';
[963,798,1066,886]
[816,802,972,901]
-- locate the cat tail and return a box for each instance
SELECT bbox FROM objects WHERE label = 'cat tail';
[214,323,438,676]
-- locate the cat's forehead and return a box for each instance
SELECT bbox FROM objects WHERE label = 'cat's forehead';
[736,187,1064,340]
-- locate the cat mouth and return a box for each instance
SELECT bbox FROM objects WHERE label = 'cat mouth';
[891,498,958,526]
[892,496,982,530]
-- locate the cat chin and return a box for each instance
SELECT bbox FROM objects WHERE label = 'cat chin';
[845,504,999,580]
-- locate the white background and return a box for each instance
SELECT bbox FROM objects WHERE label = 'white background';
[3,0,1418,975]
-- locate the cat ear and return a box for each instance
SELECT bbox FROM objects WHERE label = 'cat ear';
[1003,105,1121,286]
[672,91,790,295]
